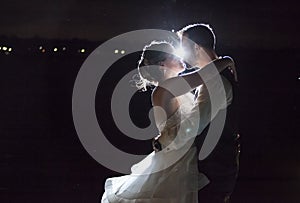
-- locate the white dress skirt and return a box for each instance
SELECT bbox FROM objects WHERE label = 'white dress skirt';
[101,93,209,203]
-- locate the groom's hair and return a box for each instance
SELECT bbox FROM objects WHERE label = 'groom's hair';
[179,23,216,50]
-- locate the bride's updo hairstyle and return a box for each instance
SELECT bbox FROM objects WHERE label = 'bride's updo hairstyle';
[135,41,176,91]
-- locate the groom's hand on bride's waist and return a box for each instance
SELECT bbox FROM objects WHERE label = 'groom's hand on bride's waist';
[152,135,162,152]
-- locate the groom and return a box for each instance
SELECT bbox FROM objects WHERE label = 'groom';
[179,24,240,203]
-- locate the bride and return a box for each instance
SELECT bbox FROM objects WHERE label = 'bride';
[101,41,234,203]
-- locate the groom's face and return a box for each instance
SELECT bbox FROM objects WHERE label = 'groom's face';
[181,34,197,67]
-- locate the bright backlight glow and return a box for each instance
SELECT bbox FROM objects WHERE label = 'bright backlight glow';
[174,46,185,58]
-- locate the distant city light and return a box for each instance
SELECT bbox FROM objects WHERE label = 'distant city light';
[2,46,7,51]
[8,48,12,52]
[62,47,66,51]
[114,49,119,54]
[0,47,2,50]
[80,48,85,53]
[39,46,46,53]
[171,29,175,32]
[121,50,125,54]
[298,76,300,80]
[54,47,58,52]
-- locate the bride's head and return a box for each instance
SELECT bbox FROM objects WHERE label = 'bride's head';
[136,41,185,91]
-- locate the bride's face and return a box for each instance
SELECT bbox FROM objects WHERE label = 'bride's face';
[159,55,185,75]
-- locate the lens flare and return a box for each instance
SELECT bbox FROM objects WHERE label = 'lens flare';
[174,46,185,58]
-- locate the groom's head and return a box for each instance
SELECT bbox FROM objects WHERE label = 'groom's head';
[179,23,217,67]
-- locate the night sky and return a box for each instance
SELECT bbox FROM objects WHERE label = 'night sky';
[1,0,299,48]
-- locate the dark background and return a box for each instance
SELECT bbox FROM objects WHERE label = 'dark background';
[1,0,299,202]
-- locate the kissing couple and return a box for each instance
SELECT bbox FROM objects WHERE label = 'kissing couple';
[101,23,240,203]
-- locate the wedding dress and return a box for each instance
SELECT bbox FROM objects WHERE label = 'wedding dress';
[101,92,209,203]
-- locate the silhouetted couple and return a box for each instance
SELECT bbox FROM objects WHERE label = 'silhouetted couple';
[101,23,240,203]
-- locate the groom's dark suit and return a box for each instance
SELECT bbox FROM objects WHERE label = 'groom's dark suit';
[194,67,240,203]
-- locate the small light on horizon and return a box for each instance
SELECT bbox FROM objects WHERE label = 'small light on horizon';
[42,49,46,53]
[121,50,125,54]
[171,29,175,32]
[80,48,85,53]
[54,47,58,52]
[114,49,119,54]
[0,47,2,50]
[62,47,66,51]
[39,46,43,50]
[8,48,12,52]
[2,46,7,51]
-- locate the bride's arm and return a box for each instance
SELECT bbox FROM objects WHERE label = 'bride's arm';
[182,56,235,89]
[157,56,235,99]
